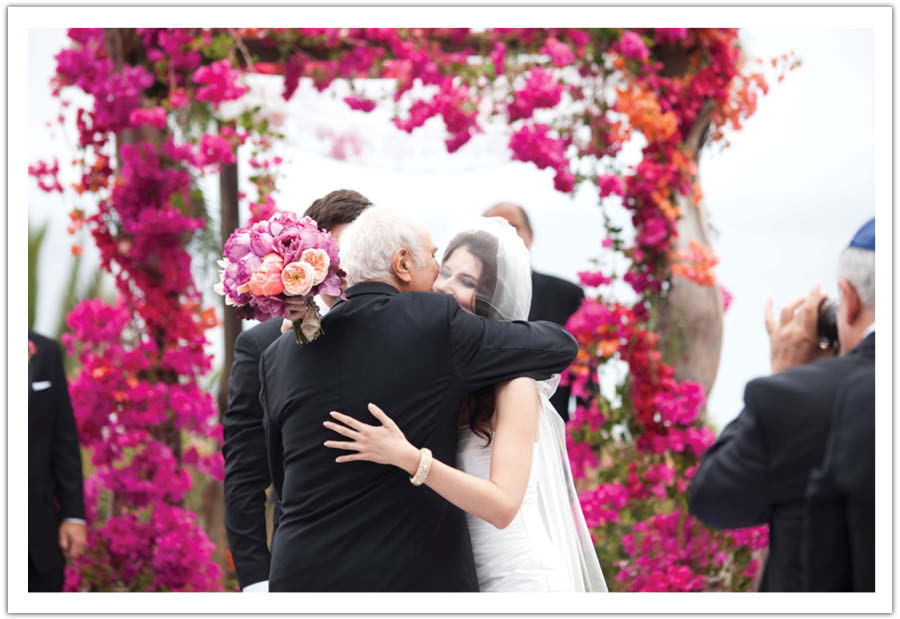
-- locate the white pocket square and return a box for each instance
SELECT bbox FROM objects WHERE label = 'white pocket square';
[32,380,52,391]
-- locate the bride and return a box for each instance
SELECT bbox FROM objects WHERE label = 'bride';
[324,217,607,592]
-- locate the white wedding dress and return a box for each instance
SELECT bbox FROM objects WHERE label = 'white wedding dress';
[458,427,572,591]
[456,378,608,592]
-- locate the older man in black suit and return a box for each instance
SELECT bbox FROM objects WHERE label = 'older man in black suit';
[28,331,85,592]
[483,202,584,422]
[803,218,876,591]
[688,218,876,592]
[222,189,372,592]
[261,206,578,591]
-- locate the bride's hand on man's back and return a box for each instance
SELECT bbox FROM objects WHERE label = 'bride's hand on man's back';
[324,403,422,475]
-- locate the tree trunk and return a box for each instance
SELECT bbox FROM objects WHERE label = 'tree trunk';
[206,161,241,579]
[656,97,725,417]
[217,161,241,420]
[652,42,726,415]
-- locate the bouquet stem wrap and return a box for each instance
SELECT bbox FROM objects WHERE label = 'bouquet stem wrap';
[293,298,324,346]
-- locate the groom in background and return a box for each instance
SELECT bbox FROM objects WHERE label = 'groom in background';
[261,206,578,591]
[223,189,372,592]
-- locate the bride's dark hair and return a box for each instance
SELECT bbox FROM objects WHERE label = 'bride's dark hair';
[443,231,501,445]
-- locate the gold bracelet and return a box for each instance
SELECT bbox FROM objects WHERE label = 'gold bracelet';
[409,448,433,486]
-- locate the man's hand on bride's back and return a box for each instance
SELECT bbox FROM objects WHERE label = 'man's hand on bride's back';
[323,403,422,476]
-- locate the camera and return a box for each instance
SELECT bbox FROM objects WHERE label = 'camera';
[816,299,840,354]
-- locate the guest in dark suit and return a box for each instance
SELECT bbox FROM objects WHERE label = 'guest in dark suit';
[688,218,876,592]
[483,202,584,421]
[261,207,578,591]
[222,189,372,592]
[28,331,85,592]
[803,219,876,592]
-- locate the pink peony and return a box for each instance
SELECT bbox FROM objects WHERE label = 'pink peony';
[281,260,316,296]
[248,253,285,296]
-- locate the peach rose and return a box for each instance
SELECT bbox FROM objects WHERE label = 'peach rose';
[261,252,284,266]
[300,248,330,285]
[248,253,285,296]
[281,260,317,296]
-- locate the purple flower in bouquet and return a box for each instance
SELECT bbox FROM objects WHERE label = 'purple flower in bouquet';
[318,272,343,297]
[215,211,346,344]
[248,294,288,323]
[272,228,305,264]
[223,230,251,262]
[249,230,274,256]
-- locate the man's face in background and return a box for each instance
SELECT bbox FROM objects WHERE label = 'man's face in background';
[483,203,533,249]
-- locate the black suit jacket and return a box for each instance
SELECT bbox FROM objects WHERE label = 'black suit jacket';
[222,318,283,590]
[803,333,875,591]
[528,270,585,422]
[261,282,578,591]
[28,331,85,573]
[688,334,876,591]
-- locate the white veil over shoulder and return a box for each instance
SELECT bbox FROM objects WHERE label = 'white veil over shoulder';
[440,217,608,592]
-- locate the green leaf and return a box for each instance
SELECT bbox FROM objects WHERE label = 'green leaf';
[28,219,48,331]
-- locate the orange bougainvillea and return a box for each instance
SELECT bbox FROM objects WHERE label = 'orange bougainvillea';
[615,84,679,144]
[670,241,719,286]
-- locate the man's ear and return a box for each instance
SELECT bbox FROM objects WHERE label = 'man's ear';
[838,278,860,326]
[391,248,413,283]
[522,228,534,249]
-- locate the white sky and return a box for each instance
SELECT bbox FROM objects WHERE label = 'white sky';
[27,28,875,430]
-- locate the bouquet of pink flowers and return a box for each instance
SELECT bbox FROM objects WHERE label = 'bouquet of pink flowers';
[215,211,344,344]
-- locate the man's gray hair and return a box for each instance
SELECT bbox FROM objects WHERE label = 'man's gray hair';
[837,246,875,309]
[339,206,428,287]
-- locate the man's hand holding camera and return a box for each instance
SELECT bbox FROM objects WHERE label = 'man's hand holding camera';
[765,285,833,374]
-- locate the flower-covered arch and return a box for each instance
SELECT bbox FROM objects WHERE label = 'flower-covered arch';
[32,27,796,591]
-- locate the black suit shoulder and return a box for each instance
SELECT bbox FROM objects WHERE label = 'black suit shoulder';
[529,271,584,324]
[533,270,583,294]
[743,352,872,428]
[392,290,457,323]
[28,331,63,362]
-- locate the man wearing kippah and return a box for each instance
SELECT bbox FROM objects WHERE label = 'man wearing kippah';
[687,218,876,591]
[802,218,875,591]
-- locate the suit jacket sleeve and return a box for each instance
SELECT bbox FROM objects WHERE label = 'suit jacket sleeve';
[223,330,272,589]
[48,339,85,520]
[260,350,284,534]
[565,282,585,319]
[688,382,771,530]
[447,298,579,393]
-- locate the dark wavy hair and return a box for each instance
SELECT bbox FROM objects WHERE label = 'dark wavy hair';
[443,231,500,445]
[303,189,372,231]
